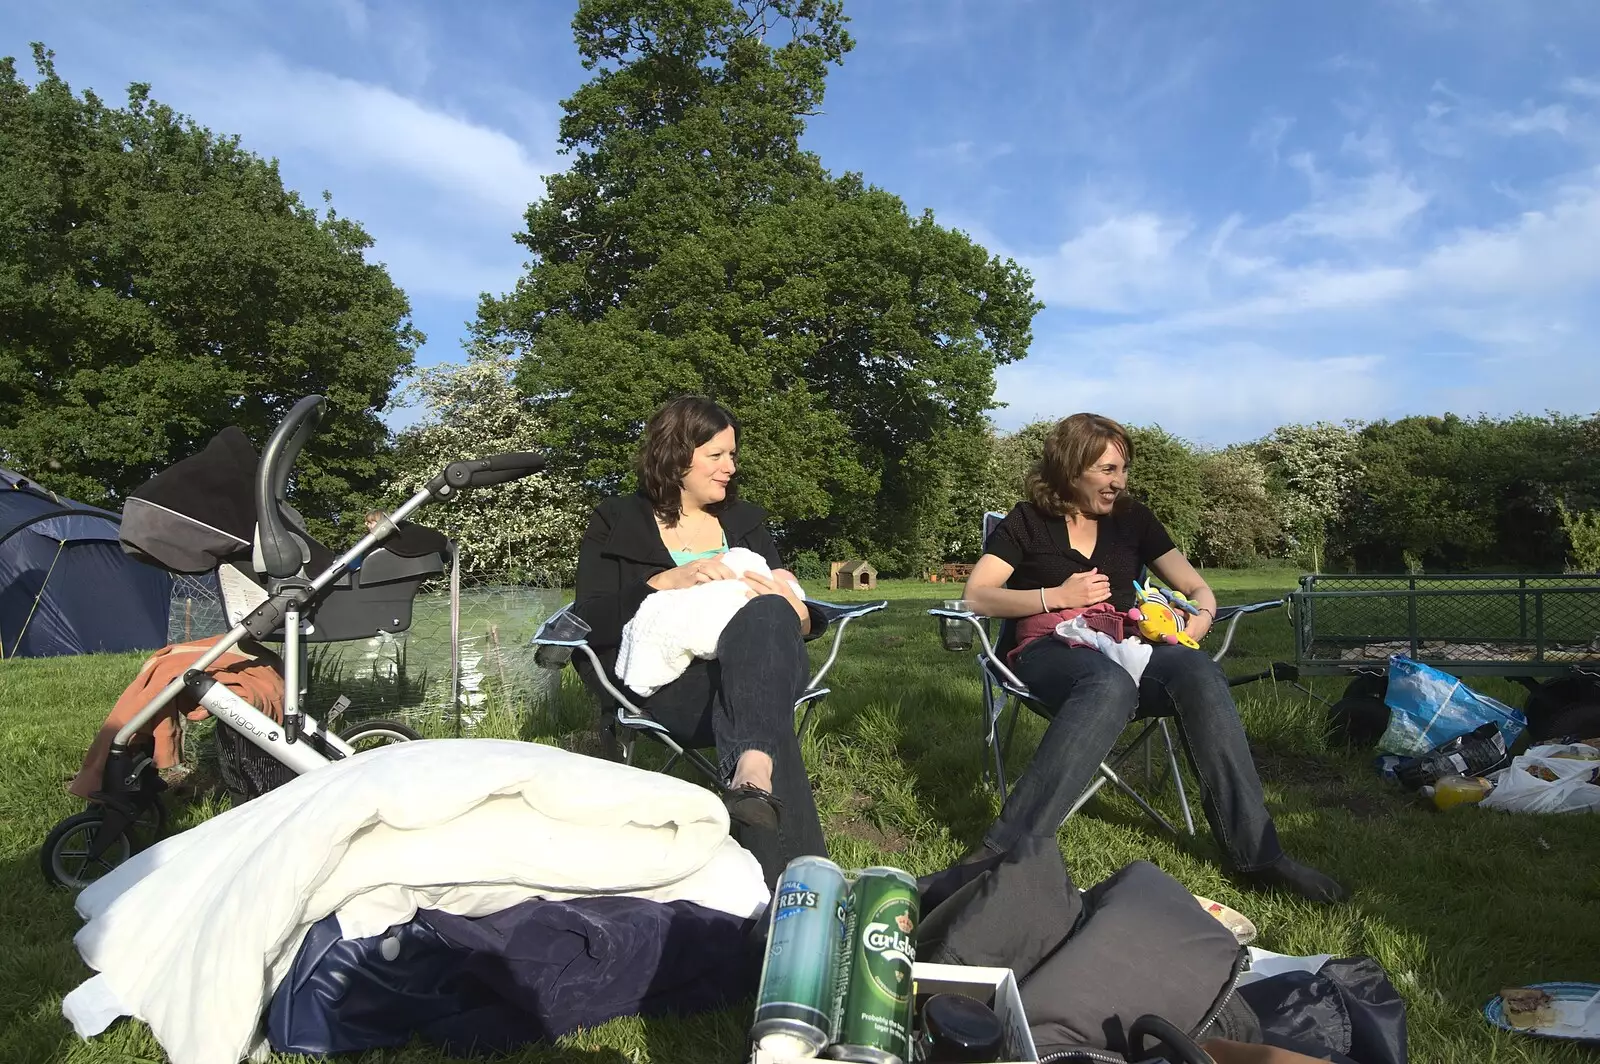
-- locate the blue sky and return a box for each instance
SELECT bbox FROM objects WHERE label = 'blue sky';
[4,0,1599,446]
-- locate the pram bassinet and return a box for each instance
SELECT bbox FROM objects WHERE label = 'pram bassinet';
[119,424,450,642]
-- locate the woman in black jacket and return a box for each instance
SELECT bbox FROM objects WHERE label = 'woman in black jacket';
[571,395,828,885]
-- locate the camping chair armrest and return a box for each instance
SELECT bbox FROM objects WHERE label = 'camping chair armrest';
[804,599,888,692]
[529,604,650,717]
[1208,597,1284,663]
[927,606,1030,692]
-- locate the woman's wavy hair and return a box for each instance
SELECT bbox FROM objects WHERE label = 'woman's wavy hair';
[1026,413,1133,518]
[636,395,740,525]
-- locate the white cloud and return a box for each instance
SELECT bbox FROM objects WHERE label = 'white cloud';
[370,236,530,302]
[1416,170,1600,295]
[1317,54,1381,77]
[189,57,553,216]
[1564,76,1600,100]
[124,52,561,306]
[985,155,1600,441]
[993,345,1389,445]
[1274,167,1430,243]
[331,0,368,37]
[1021,212,1198,313]
[1011,161,1431,318]
[915,139,1016,166]
[1487,103,1571,137]
[1340,125,1393,164]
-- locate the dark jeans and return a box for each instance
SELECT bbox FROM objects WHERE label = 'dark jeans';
[984,638,1284,872]
[640,596,827,880]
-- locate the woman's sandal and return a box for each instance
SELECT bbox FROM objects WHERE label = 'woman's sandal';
[724,782,783,832]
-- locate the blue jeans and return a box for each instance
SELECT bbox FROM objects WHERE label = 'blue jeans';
[641,596,827,876]
[984,639,1284,872]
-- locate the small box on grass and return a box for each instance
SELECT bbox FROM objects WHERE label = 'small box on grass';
[751,962,1039,1064]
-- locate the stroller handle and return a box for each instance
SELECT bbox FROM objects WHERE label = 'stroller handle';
[256,395,327,579]
[429,451,547,495]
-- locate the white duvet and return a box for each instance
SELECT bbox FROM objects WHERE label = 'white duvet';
[616,546,805,696]
[62,738,768,1064]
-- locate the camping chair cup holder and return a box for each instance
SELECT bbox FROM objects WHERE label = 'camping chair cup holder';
[937,599,976,652]
[927,591,1289,839]
[531,597,888,792]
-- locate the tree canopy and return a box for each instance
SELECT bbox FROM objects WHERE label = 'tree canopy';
[0,45,420,527]
[477,0,1041,574]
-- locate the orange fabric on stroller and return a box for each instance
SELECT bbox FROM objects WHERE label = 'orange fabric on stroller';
[69,635,285,800]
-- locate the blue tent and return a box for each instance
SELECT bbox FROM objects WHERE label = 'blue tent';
[0,468,174,658]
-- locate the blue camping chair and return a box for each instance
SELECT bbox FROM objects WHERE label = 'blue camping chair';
[531,596,887,791]
[929,511,1285,836]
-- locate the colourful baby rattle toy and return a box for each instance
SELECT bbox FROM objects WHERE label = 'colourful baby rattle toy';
[1128,579,1202,650]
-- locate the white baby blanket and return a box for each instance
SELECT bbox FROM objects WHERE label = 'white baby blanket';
[616,546,805,696]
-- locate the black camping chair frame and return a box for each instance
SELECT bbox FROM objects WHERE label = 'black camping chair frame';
[531,597,888,792]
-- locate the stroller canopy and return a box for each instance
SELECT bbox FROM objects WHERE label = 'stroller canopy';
[119,426,261,574]
[0,469,173,658]
[120,424,446,582]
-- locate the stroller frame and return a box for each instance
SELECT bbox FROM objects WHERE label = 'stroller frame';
[43,394,547,888]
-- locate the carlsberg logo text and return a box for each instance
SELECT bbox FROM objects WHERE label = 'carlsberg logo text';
[863,922,914,965]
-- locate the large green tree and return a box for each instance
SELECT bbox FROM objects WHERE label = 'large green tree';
[1192,445,1280,569]
[1329,413,1588,572]
[0,45,420,527]
[1125,424,1204,555]
[477,0,1040,574]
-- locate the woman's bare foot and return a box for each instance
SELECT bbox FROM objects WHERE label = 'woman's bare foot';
[730,749,774,793]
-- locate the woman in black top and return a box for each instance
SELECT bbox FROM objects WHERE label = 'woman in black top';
[572,396,829,887]
[961,413,1346,903]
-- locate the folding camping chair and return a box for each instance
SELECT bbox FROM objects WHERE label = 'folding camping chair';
[928,511,1285,837]
[530,596,887,792]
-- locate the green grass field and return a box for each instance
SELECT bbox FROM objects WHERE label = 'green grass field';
[2,571,1598,1064]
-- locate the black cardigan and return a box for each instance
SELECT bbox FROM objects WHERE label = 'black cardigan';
[571,493,826,693]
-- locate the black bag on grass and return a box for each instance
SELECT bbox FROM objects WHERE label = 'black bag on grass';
[916,837,1255,1059]
[915,838,1407,1064]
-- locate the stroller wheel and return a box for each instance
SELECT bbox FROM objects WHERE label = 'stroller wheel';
[337,718,422,754]
[41,809,136,890]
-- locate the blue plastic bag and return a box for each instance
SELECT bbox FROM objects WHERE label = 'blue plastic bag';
[1377,655,1527,757]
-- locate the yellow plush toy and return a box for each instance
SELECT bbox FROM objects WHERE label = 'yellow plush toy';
[1129,580,1201,650]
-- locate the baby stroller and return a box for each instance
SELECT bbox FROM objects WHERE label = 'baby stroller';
[40,394,546,889]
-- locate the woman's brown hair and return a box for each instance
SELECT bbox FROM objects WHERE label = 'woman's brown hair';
[636,395,740,525]
[1025,413,1133,517]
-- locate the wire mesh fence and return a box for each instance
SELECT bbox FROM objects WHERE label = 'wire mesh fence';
[1292,572,1600,671]
[165,573,569,734]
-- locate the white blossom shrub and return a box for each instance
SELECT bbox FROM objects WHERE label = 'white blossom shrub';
[390,343,588,585]
[1257,421,1362,570]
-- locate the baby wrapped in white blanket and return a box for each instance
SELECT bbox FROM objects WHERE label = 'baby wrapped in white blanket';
[616,546,806,696]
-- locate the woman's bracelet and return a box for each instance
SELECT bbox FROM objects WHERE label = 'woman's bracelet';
[1039,587,1050,614]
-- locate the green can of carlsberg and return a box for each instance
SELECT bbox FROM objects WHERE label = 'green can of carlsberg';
[751,856,851,1058]
[828,866,919,1064]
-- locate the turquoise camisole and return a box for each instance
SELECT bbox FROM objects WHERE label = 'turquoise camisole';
[669,531,728,566]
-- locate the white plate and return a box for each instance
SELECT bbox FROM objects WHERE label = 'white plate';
[1483,982,1600,1040]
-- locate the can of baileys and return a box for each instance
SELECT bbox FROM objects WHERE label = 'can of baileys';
[828,866,919,1064]
[751,855,851,1057]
